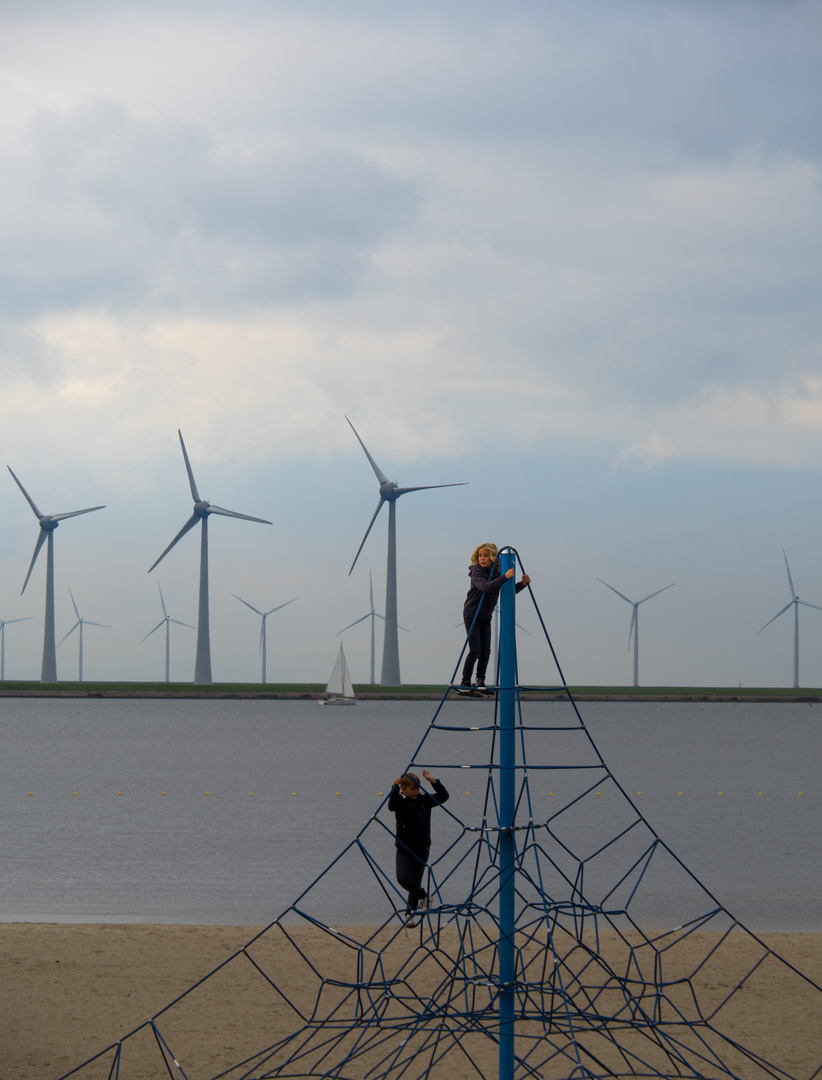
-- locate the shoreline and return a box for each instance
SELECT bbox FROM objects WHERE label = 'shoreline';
[1,687,821,703]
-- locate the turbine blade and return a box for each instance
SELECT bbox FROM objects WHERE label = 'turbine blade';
[349,499,385,575]
[158,584,168,617]
[346,417,389,484]
[168,619,196,629]
[7,467,43,518]
[84,620,110,628]
[233,594,264,617]
[757,601,794,635]
[628,608,637,651]
[338,613,372,633]
[264,597,298,616]
[21,530,47,595]
[597,578,634,605]
[393,483,468,496]
[3,617,32,625]
[178,430,201,502]
[140,621,166,644]
[783,550,796,597]
[637,582,676,605]
[69,589,80,620]
[52,505,105,521]
[208,505,273,525]
[58,622,80,646]
[148,514,199,573]
[797,600,822,613]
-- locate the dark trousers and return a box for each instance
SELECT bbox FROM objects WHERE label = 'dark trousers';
[396,846,428,911]
[462,616,492,684]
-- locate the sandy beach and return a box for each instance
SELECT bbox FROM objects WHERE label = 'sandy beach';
[3,923,822,1079]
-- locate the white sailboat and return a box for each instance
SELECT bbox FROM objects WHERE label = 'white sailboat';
[318,643,356,705]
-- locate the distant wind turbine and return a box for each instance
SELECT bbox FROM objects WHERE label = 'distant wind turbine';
[346,417,467,686]
[232,594,298,684]
[338,570,407,685]
[757,550,822,689]
[7,466,105,683]
[140,584,195,683]
[0,616,32,681]
[148,430,273,685]
[58,588,109,682]
[598,578,676,687]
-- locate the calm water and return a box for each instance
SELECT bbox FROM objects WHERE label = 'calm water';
[0,697,819,930]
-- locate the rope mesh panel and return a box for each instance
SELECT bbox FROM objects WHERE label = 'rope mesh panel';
[60,551,822,1080]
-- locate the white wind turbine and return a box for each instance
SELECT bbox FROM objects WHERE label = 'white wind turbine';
[346,417,467,686]
[757,550,822,689]
[0,616,32,681]
[7,466,105,683]
[148,430,273,685]
[598,578,676,687]
[140,584,195,684]
[338,570,407,685]
[58,588,110,682]
[232,594,298,684]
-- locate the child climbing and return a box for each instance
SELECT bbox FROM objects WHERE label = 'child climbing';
[458,542,530,695]
[388,769,449,926]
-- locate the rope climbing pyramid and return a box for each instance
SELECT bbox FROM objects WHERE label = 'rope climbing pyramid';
[62,549,822,1080]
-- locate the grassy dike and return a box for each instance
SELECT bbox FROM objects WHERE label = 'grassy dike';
[0,681,820,701]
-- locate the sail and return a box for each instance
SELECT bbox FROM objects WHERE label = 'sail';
[324,644,354,698]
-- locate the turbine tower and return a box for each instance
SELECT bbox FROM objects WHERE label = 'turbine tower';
[757,550,822,689]
[149,430,273,685]
[7,466,105,683]
[598,577,676,687]
[346,417,467,686]
[58,588,109,682]
[140,584,195,684]
[0,616,32,681]
[232,594,298,684]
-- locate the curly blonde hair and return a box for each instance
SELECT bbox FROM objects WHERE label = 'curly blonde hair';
[470,543,499,567]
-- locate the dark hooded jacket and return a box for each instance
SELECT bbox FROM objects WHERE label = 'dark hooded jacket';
[388,779,449,855]
[463,563,527,621]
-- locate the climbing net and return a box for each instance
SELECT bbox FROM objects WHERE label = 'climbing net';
[62,553,822,1080]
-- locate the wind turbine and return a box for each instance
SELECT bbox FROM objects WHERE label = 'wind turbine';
[0,616,32,681]
[338,570,408,685]
[232,594,298,684]
[7,466,105,683]
[346,417,467,686]
[148,430,273,685]
[757,550,822,689]
[598,577,676,687]
[140,584,195,683]
[58,588,109,682]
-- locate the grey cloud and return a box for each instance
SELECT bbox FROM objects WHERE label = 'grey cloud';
[0,100,422,316]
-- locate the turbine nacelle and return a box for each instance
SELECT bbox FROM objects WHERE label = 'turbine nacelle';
[194,500,211,517]
[39,517,59,531]
[379,481,400,502]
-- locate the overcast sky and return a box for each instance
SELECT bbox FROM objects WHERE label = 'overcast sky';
[1,0,822,687]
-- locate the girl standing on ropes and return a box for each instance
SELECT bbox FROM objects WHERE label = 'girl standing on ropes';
[458,542,530,695]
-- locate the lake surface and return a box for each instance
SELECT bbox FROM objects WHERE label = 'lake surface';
[0,697,819,930]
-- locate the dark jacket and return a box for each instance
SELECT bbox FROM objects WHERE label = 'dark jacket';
[388,779,449,854]
[463,564,527,621]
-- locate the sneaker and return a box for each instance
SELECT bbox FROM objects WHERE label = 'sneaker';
[456,682,474,696]
[404,915,419,928]
[418,895,430,911]
[474,682,492,696]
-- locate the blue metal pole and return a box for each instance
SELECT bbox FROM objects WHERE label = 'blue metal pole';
[498,548,516,1080]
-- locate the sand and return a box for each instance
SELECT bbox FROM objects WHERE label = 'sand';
[3,924,822,1079]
